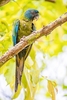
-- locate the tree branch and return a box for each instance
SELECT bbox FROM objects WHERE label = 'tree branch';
[0,12,67,67]
[0,0,10,6]
[45,0,56,3]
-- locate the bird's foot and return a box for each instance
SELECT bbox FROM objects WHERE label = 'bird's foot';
[32,31,36,34]
[20,36,26,42]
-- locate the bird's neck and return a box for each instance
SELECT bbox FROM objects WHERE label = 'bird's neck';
[23,16,33,22]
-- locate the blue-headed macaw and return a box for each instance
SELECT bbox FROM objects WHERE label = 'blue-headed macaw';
[12,9,39,92]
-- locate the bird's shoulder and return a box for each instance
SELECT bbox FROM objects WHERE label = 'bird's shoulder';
[13,19,20,27]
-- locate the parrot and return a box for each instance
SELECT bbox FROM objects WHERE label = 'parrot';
[12,9,39,92]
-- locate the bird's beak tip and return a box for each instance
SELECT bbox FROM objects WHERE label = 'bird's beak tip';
[35,15,39,21]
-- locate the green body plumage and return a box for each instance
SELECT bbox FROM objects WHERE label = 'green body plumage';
[12,9,39,92]
[18,20,32,40]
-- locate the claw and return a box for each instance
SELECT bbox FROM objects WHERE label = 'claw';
[32,31,36,34]
[20,36,26,42]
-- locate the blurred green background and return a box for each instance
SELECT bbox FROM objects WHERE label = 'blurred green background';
[0,0,67,100]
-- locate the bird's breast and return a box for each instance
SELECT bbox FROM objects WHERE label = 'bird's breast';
[18,20,32,41]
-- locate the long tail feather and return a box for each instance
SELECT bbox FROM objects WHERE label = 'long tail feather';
[15,55,24,92]
[15,45,32,92]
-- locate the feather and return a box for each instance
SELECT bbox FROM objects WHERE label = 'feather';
[12,20,20,45]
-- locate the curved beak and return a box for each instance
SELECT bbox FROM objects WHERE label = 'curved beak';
[35,15,39,20]
[34,14,39,20]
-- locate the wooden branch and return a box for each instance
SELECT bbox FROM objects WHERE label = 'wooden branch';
[45,0,56,3]
[0,12,67,67]
[0,0,10,6]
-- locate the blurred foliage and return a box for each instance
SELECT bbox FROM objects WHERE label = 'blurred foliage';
[0,0,67,100]
[47,80,56,100]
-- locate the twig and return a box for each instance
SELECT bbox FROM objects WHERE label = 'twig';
[0,0,10,6]
[45,0,56,3]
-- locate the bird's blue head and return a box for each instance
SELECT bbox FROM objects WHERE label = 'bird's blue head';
[24,9,39,21]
